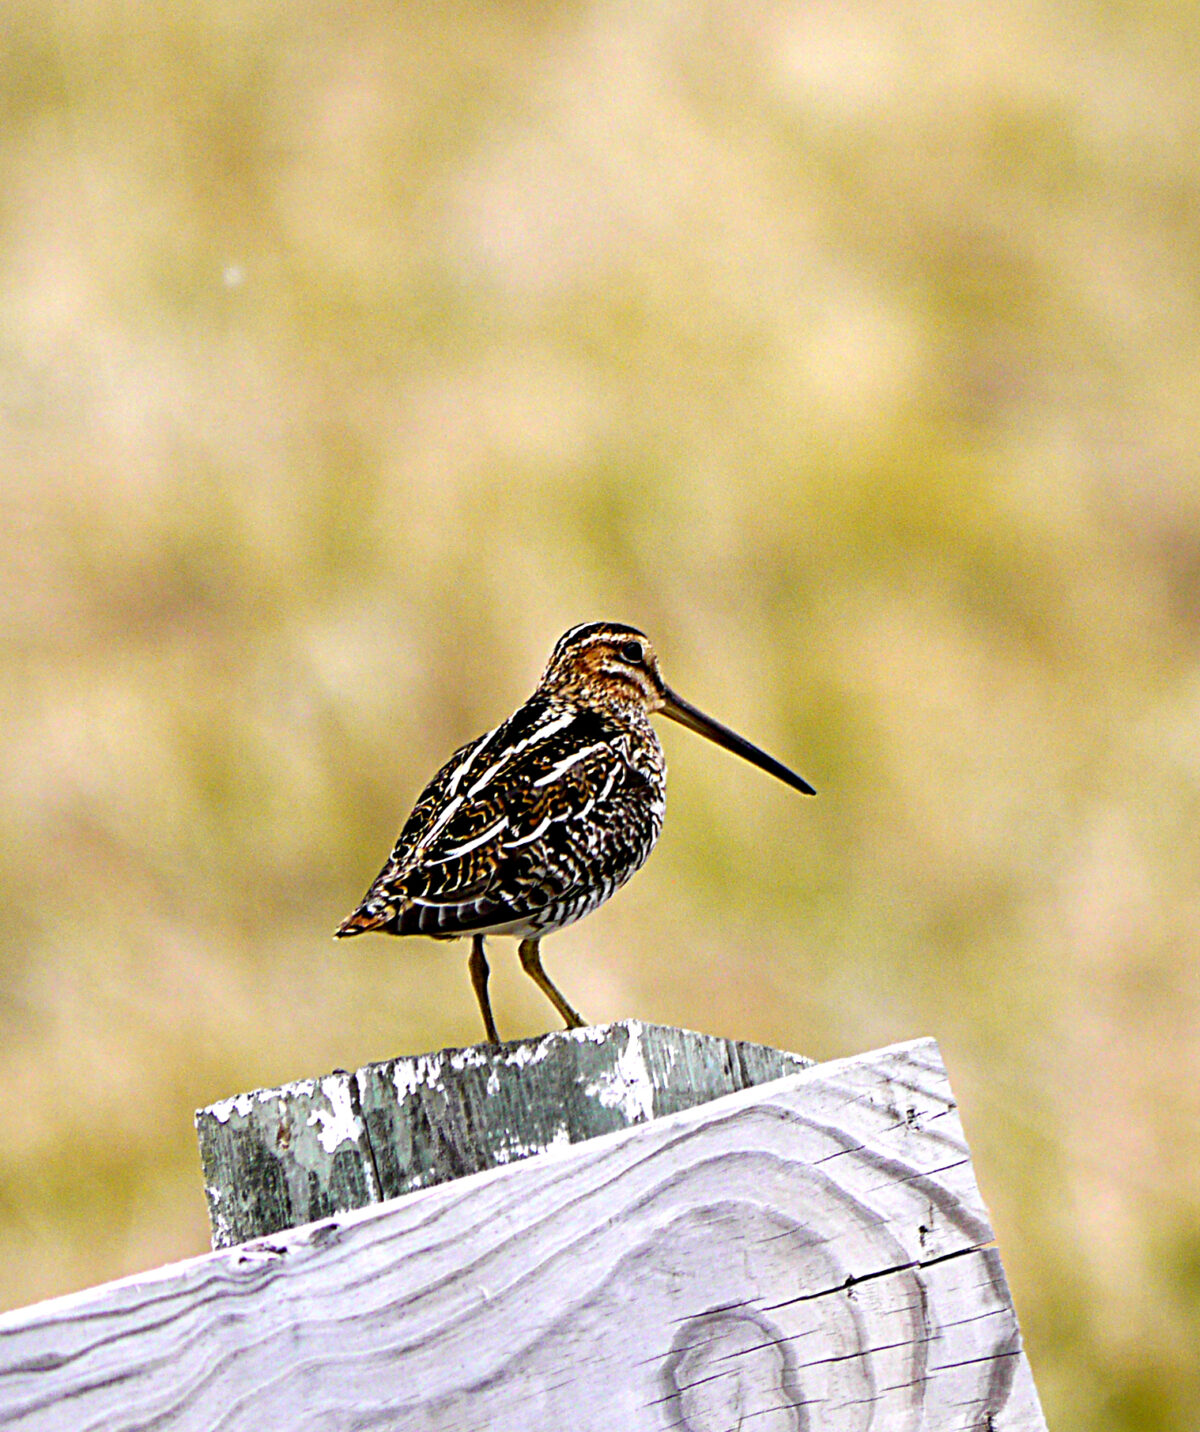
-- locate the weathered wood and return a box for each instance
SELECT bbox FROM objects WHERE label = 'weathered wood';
[0,1039,1047,1432]
[196,1019,813,1247]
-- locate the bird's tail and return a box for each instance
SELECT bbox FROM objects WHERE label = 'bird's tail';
[333,896,399,939]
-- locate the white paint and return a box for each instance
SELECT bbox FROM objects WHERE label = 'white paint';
[306,1077,362,1154]
[206,1083,305,1125]
[206,1092,255,1124]
[390,1042,495,1099]
[576,1022,623,1046]
[392,1052,448,1100]
[448,1044,491,1073]
[584,1019,656,1123]
[502,1037,558,1070]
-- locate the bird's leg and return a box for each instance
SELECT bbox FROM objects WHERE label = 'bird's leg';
[468,935,501,1044]
[518,938,585,1030]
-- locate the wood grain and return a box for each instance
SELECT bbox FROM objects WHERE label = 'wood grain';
[196,1019,813,1247]
[0,1038,1048,1432]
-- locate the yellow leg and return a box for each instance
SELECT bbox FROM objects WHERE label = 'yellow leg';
[468,935,501,1044]
[518,938,585,1030]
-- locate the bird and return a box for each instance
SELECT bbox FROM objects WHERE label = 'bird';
[335,621,815,1042]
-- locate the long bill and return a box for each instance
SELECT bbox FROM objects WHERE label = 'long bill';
[660,688,816,795]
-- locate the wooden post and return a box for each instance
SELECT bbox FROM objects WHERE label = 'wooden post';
[0,1032,1049,1432]
[195,1019,813,1247]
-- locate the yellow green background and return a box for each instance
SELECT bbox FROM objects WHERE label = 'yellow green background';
[3,3,1199,1427]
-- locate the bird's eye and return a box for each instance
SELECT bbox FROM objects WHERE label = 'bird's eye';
[620,640,645,664]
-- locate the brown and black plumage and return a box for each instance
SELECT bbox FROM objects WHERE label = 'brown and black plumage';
[335,621,814,1041]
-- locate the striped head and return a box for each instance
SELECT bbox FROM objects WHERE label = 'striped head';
[539,622,667,715]
[539,621,816,795]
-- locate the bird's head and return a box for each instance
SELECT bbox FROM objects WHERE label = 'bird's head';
[539,621,666,714]
[539,621,816,795]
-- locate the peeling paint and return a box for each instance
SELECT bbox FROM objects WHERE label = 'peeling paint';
[449,1045,490,1073]
[583,1020,655,1123]
[392,1052,448,1099]
[206,1091,255,1124]
[576,1022,623,1047]
[306,1077,361,1154]
[501,1037,556,1071]
[206,1081,317,1125]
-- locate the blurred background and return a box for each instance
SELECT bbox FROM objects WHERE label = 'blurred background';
[1,0,1198,1425]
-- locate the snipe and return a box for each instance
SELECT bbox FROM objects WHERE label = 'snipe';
[335,622,814,1041]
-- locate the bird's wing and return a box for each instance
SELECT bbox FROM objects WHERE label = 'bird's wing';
[333,727,494,937]
[339,705,638,938]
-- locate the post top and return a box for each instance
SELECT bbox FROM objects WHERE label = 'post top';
[196,1020,813,1248]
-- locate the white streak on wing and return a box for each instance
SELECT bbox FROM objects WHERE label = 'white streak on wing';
[435,818,509,860]
[504,816,552,849]
[445,727,497,799]
[532,742,608,787]
[419,793,464,847]
[597,766,618,804]
[467,712,575,796]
